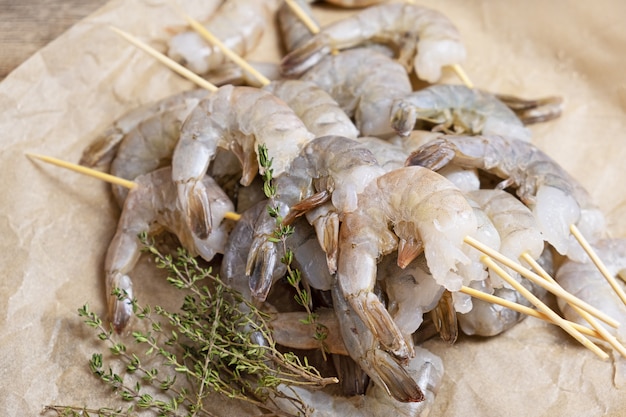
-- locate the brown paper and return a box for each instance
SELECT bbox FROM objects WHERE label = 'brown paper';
[1,0,626,415]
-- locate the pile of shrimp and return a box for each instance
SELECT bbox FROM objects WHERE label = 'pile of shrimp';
[79,0,625,416]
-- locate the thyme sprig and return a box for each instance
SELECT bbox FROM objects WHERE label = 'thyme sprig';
[258,144,330,358]
[45,235,336,417]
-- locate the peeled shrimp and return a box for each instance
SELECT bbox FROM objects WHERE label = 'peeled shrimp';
[391,84,531,142]
[407,134,606,260]
[79,89,210,171]
[171,84,315,242]
[167,0,280,75]
[337,165,476,359]
[556,238,626,342]
[300,47,412,136]
[280,2,466,83]
[106,167,234,332]
[264,79,359,139]
[467,188,544,284]
[277,0,318,53]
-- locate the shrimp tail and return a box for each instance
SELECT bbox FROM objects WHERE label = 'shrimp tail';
[390,99,420,137]
[247,239,279,301]
[397,236,423,269]
[313,211,340,274]
[187,182,212,239]
[107,271,134,333]
[405,138,455,171]
[283,190,331,225]
[348,292,414,360]
[368,348,425,403]
[430,290,458,344]
[280,34,333,78]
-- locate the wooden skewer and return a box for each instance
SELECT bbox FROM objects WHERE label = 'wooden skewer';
[464,235,620,328]
[450,64,474,89]
[480,255,609,360]
[284,0,320,34]
[26,153,242,222]
[521,252,626,358]
[181,14,271,87]
[570,224,626,307]
[108,26,218,93]
[459,285,601,339]
[27,153,138,189]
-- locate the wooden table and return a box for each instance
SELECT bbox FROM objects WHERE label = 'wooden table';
[0,0,107,80]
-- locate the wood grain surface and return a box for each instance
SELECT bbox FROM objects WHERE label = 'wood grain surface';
[0,0,107,80]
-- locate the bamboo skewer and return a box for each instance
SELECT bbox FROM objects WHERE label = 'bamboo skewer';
[181,14,271,87]
[26,153,242,222]
[464,235,619,328]
[27,153,138,190]
[109,26,218,92]
[285,0,320,35]
[570,224,626,307]
[479,255,609,360]
[521,252,626,358]
[459,286,601,339]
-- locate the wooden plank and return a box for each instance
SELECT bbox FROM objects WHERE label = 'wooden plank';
[0,0,106,80]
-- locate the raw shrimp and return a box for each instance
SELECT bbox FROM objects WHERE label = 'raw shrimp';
[79,89,210,170]
[496,93,564,125]
[277,0,319,53]
[171,84,315,242]
[556,238,626,342]
[107,91,209,205]
[391,84,531,142]
[407,134,606,261]
[300,47,413,136]
[272,287,443,411]
[264,79,359,139]
[106,167,234,332]
[280,2,466,83]
[458,248,552,336]
[246,135,386,299]
[467,188,545,284]
[167,0,281,75]
[379,253,444,337]
[337,165,476,359]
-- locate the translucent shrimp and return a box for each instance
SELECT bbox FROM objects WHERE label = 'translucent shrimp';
[171,84,315,241]
[246,135,386,299]
[106,167,234,332]
[264,79,359,139]
[407,134,606,261]
[556,238,626,342]
[337,166,476,359]
[467,188,545,284]
[391,84,531,142]
[277,0,318,53]
[273,287,443,412]
[167,0,281,75]
[280,2,466,83]
[299,47,413,136]
[458,248,552,337]
[321,0,388,7]
[79,89,210,170]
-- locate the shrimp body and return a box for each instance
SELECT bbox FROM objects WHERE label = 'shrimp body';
[300,48,412,136]
[246,135,385,299]
[79,89,210,170]
[277,0,318,53]
[468,189,544,284]
[167,0,280,75]
[407,135,606,260]
[264,80,359,139]
[556,238,626,341]
[172,84,315,240]
[337,166,476,358]
[281,3,466,83]
[391,85,530,142]
[106,167,234,332]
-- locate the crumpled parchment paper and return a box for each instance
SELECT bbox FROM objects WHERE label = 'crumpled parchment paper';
[1,0,626,416]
